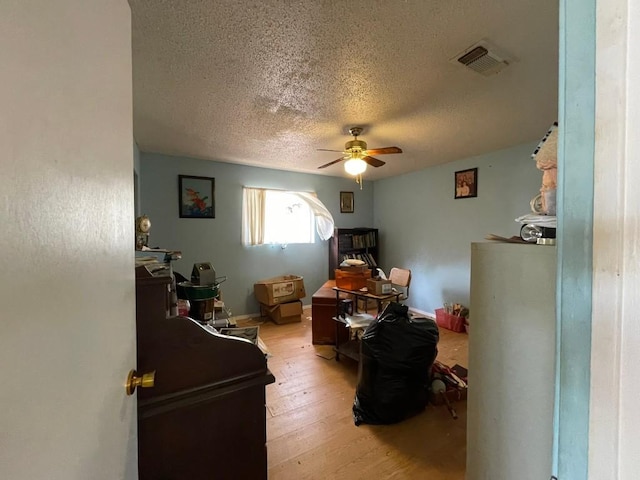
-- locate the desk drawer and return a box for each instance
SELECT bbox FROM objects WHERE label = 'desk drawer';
[312,302,337,344]
[311,281,349,345]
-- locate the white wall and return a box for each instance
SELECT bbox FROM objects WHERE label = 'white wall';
[0,1,136,478]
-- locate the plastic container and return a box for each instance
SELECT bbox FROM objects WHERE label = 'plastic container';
[176,281,219,301]
[435,308,466,333]
[335,269,371,291]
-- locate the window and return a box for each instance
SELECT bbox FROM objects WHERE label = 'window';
[242,187,335,245]
[263,190,315,244]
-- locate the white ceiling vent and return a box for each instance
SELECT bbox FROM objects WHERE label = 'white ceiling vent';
[451,40,512,76]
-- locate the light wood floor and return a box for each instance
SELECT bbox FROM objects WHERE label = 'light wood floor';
[241,307,468,480]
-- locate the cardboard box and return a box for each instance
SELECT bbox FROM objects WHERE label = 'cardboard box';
[435,308,466,333]
[357,297,378,312]
[254,275,305,306]
[335,269,372,291]
[263,300,303,324]
[366,278,392,295]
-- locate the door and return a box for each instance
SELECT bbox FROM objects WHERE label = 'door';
[0,2,136,479]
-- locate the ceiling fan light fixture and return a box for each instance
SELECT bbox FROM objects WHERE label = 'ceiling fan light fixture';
[344,158,367,175]
[316,126,401,175]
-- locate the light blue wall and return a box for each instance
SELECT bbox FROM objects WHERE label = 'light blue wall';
[139,152,374,315]
[139,145,544,317]
[373,142,542,315]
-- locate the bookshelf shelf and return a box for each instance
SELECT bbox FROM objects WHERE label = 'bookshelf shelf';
[329,227,379,279]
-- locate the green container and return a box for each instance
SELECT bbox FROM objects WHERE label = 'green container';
[176,281,220,301]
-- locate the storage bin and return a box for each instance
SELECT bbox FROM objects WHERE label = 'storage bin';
[339,265,369,274]
[335,268,372,291]
[435,308,466,333]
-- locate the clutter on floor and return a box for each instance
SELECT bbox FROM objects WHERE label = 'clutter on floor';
[429,361,468,419]
[254,275,306,324]
[352,303,439,426]
[435,302,469,333]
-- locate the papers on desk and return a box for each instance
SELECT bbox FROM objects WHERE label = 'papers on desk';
[344,313,376,329]
[202,323,271,358]
[219,326,259,345]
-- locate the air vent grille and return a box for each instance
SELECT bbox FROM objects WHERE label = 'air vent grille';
[452,41,511,76]
[458,46,489,66]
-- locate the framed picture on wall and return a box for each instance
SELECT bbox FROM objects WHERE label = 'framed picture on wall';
[454,168,478,199]
[179,175,215,218]
[340,191,354,213]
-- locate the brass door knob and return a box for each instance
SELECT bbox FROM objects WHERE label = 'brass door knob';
[125,369,156,396]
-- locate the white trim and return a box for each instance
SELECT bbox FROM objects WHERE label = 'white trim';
[590,1,640,478]
[407,307,436,320]
[233,302,314,322]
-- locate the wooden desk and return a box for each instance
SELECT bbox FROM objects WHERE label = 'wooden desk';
[312,280,349,345]
[136,268,274,480]
[331,287,402,361]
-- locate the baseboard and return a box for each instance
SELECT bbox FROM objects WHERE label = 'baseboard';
[408,307,436,320]
[232,302,313,322]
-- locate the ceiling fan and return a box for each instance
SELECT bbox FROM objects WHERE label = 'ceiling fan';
[317,127,403,176]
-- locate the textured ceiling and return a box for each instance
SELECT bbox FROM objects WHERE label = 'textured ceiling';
[130,0,558,181]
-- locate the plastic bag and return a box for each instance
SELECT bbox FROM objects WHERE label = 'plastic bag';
[353,303,440,426]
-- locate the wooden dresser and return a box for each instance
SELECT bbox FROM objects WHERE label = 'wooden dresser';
[135,268,274,479]
[311,280,349,345]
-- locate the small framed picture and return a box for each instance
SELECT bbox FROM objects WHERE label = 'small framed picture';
[340,191,354,213]
[179,175,215,218]
[454,168,478,199]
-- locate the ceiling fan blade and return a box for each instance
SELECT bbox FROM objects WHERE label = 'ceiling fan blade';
[318,157,345,169]
[317,148,344,153]
[363,156,385,167]
[365,146,403,155]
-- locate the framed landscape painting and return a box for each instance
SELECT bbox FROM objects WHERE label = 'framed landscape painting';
[179,175,215,218]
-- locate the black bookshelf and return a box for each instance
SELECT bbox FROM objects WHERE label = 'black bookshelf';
[329,227,379,279]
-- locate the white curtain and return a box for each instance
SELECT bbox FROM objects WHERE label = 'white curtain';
[242,187,266,245]
[289,191,335,241]
[242,187,335,245]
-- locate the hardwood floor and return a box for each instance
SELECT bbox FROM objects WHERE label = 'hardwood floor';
[241,307,468,480]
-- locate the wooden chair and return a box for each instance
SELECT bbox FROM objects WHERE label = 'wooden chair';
[389,267,411,302]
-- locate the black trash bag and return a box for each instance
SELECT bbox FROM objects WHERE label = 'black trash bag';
[353,302,439,426]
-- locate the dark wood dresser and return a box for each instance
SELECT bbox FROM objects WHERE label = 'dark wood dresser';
[135,268,274,479]
[311,280,349,345]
